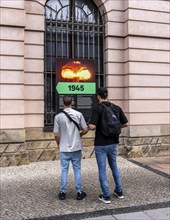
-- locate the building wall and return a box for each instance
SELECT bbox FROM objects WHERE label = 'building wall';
[0,0,169,166]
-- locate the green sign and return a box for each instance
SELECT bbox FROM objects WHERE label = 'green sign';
[56,82,96,94]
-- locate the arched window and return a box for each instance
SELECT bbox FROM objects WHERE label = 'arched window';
[44,0,104,129]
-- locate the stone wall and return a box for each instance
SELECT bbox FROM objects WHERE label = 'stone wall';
[0,129,95,167]
[0,128,129,167]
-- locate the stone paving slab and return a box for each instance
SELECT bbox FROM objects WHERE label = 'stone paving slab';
[131,156,170,175]
[144,207,170,220]
[84,207,170,220]
[0,157,170,220]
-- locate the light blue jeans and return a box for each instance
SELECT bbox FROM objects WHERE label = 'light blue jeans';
[94,144,123,198]
[60,150,82,193]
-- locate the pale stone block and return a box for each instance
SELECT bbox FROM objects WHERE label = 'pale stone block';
[128,21,170,38]
[39,149,56,161]
[108,100,127,111]
[0,100,24,114]
[0,26,24,41]
[128,49,170,63]
[0,155,10,166]
[127,62,170,75]
[126,37,170,51]
[1,41,24,56]
[24,73,44,85]
[25,0,44,15]
[47,140,57,149]
[106,75,124,87]
[25,115,44,128]
[129,100,170,113]
[25,31,44,45]
[128,0,169,13]
[129,125,170,137]
[130,113,170,125]
[106,50,124,62]
[0,85,24,99]
[25,59,44,72]
[0,0,24,9]
[107,11,125,22]
[128,9,169,24]
[36,0,46,6]
[25,45,44,59]
[0,8,25,27]
[106,22,125,36]
[0,144,8,153]
[0,129,25,142]
[25,128,54,141]
[0,71,24,84]
[28,149,43,162]
[0,56,24,70]
[27,141,51,150]
[82,130,95,139]
[25,101,44,114]
[104,0,125,11]
[105,37,124,50]
[1,115,25,129]
[82,146,94,159]
[5,144,20,153]
[124,88,129,100]
[25,14,44,31]
[24,86,44,99]
[108,88,125,100]
[129,75,170,87]
[106,63,124,75]
[129,88,169,100]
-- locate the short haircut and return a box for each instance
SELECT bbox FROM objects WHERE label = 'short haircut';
[97,87,108,99]
[63,95,72,106]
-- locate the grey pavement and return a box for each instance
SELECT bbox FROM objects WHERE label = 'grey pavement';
[0,157,170,220]
[84,207,170,220]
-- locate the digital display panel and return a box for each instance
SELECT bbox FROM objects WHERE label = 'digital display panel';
[56,58,96,94]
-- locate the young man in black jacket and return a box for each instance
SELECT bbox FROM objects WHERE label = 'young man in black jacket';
[88,87,128,204]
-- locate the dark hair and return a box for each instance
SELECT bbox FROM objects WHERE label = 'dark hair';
[97,87,108,99]
[63,95,72,106]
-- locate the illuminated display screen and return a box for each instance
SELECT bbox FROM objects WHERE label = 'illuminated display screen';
[56,58,96,94]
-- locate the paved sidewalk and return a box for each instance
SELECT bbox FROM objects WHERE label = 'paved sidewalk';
[84,207,170,220]
[0,157,170,220]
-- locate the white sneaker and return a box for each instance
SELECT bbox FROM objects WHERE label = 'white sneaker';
[99,195,111,204]
[113,190,124,199]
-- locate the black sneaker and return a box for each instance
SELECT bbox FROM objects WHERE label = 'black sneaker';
[58,192,66,200]
[99,195,111,204]
[113,190,124,199]
[76,191,87,200]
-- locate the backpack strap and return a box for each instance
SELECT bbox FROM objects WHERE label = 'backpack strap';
[62,110,80,131]
[100,102,119,119]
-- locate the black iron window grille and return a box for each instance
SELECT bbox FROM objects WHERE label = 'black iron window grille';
[44,0,105,130]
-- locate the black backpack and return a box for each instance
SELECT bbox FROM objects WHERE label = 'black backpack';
[100,102,121,137]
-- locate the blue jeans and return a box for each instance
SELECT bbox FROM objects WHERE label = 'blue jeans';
[60,150,82,193]
[94,144,123,198]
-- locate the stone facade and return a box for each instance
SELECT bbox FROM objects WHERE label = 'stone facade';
[0,0,170,166]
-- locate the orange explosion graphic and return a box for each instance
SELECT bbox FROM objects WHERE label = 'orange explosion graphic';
[61,61,91,82]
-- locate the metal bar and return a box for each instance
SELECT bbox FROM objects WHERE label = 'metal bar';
[87,16,90,59]
[44,7,48,124]
[76,8,80,58]
[66,7,69,58]
[82,15,85,59]
[61,10,64,57]
[97,11,101,87]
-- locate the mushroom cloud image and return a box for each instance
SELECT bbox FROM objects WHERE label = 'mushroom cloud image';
[61,61,91,82]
